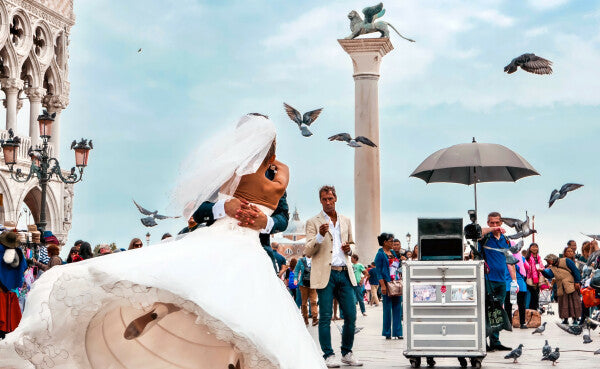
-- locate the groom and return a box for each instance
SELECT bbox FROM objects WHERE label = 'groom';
[305,185,362,367]
[191,115,289,272]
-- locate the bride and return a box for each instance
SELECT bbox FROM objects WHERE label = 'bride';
[0,114,326,369]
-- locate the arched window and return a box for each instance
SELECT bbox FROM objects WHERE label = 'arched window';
[285,248,293,255]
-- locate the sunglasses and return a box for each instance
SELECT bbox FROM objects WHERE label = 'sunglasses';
[70,251,78,254]
[133,243,143,248]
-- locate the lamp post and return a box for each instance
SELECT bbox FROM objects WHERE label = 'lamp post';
[406,232,411,249]
[1,109,92,233]
[145,232,150,246]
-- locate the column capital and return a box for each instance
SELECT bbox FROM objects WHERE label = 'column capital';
[338,38,394,77]
[24,87,47,102]
[0,78,24,93]
[42,95,69,112]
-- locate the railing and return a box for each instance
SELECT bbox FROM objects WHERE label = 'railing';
[0,129,54,162]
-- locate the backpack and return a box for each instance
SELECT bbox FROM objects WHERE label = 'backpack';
[287,271,297,289]
[301,258,311,288]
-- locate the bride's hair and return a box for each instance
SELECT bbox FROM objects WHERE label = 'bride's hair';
[262,139,276,166]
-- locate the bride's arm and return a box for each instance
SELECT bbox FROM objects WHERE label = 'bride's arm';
[270,160,289,196]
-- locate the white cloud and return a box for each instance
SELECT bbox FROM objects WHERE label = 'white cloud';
[473,9,515,27]
[528,0,571,10]
[524,26,549,38]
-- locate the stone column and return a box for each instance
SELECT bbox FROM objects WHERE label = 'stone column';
[43,95,68,158]
[1,78,24,132]
[25,87,46,147]
[338,38,393,263]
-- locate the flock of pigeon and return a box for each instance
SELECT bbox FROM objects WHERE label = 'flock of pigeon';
[283,102,378,148]
[494,182,585,254]
[501,323,558,365]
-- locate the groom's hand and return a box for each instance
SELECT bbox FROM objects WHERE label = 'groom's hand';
[224,198,242,218]
[236,200,268,230]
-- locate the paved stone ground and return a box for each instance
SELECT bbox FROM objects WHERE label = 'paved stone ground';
[307,303,600,368]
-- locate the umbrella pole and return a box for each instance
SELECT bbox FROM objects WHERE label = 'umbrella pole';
[474,167,478,220]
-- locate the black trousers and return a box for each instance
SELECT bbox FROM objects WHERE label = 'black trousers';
[527,285,540,311]
[505,291,527,325]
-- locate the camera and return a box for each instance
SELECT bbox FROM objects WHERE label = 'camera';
[464,210,482,241]
[468,209,477,224]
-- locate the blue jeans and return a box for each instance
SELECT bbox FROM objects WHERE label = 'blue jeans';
[382,294,403,337]
[486,280,507,346]
[353,286,366,314]
[317,270,357,358]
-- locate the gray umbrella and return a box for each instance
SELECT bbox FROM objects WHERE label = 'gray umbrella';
[410,138,539,216]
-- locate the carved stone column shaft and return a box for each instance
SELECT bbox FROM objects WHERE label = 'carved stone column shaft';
[25,87,46,147]
[1,78,24,132]
[43,95,68,158]
[339,38,393,264]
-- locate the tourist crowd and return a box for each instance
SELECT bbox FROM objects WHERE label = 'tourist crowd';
[2,204,600,368]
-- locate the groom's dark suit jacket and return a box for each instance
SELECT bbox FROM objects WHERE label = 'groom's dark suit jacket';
[191,169,289,248]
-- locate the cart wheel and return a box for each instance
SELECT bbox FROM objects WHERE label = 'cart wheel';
[470,358,482,369]
[409,357,421,368]
[458,357,468,368]
[426,357,436,368]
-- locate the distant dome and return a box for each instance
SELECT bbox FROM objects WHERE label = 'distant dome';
[283,208,305,235]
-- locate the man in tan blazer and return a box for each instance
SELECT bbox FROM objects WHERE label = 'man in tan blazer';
[305,186,362,368]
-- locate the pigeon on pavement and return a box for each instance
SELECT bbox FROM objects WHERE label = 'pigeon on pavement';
[548,183,583,208]
[133,199,181,228]
[283,103,323,137]
[584,334,593,344]
[504,344,523,363]
[541,347,560,366]
[542,340,551,357]
[594,348,600,355]
[335,322,363,335]
[532,322,547,335]
[328,133,377,148]
[504,53,553,75]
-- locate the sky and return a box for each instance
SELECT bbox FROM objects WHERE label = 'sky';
[18,0,600,257]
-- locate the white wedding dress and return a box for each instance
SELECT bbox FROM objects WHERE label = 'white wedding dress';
[0,200,326,369]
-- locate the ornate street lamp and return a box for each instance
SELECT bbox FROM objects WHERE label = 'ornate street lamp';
[145,232,151,246]
[406,232,411,249]
[0,109,93,233]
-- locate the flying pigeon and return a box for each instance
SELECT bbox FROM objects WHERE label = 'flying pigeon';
[504,53,553,75]
[548,183,583,208]
[283,103,323,137]
[328,133,377,148]
[581,233,600,241]
[584,334,593,344]
[555,322,583,335]
[509,240,525,254]
[541,347,560,366]
[504,344,523,363]
[542,340,551,357]
[138,48,142,53]
[133,199,181,228]
[482,245,519,265]
[503,212,537,240]
[532,322,547,335]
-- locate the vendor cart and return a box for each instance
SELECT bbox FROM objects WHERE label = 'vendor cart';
[403,219,486,368]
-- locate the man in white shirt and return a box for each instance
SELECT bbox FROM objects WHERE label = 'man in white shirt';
[305,186,362,368]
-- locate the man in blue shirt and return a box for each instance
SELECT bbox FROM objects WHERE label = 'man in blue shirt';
[478,211,517,352]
